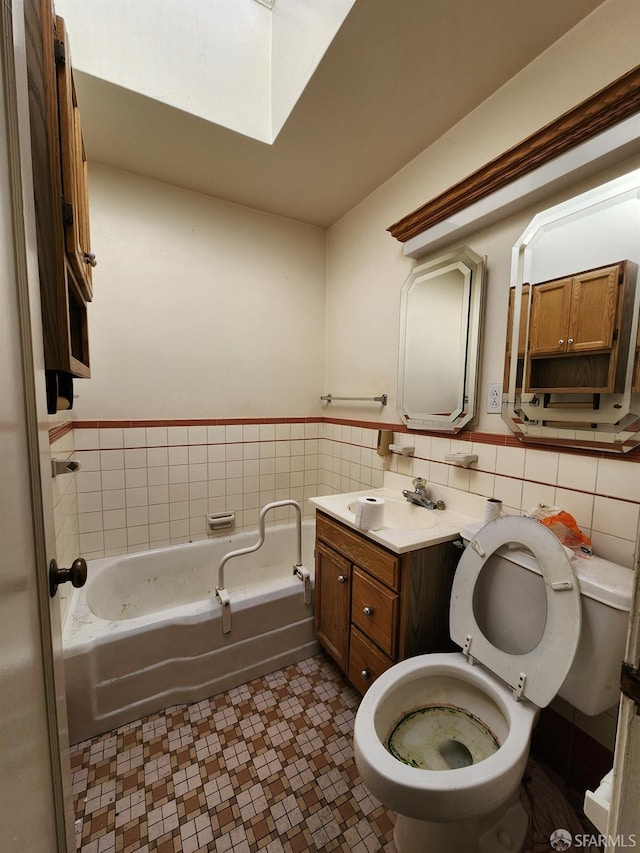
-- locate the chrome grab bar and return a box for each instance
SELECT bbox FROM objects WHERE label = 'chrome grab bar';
[320,393,387,405]
[215,500,303,633]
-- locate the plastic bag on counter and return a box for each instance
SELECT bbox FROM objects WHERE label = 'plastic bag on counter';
[525,504,592,556]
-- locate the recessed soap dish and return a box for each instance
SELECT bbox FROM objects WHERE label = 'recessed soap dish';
[445,453,478,468]
[389,444,415,456]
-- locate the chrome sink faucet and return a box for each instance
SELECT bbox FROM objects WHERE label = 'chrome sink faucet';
[402,478,445,510]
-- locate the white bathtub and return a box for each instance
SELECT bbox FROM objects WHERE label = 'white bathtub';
[63,520,318,743]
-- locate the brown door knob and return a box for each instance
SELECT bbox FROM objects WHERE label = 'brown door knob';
[49,557,87,597]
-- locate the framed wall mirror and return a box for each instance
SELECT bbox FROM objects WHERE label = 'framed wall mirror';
[397,246,484,432]
[502,169,640,452]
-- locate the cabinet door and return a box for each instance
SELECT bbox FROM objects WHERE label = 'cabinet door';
[349,628,394,695]
[55,16,94,302]
[314,541,351,669]
[351,567,398,658]
[568,265,619,352]
[528,277,573,355]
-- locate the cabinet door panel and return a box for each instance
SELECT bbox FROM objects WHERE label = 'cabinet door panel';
[568,266,618,352]
[528,278,572,355]
[349,628,394,695]
[55,16,93,302]
[314,541,351,669]
[352,568,398,658]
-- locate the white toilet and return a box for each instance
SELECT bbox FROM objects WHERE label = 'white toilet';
[353,515,632,853]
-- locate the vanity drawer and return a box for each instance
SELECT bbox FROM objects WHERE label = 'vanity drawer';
[351,567,398,658]
[349,627,394,694]
[316,512,400,590]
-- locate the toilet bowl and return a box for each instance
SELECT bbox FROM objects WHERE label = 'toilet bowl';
[353,515,632,853]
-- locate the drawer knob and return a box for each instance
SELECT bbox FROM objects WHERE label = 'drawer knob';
[337,574,347,583]
[558,339,564,345]
[360,669,371,680]
[363,606,373,616]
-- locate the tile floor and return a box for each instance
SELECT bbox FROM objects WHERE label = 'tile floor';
[70,654,596,853]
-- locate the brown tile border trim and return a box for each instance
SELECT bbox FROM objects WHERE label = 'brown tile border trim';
[48,416,640,461]
[48,420,73,444]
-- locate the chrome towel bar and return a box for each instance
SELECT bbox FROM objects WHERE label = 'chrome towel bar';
[321,393,387,405]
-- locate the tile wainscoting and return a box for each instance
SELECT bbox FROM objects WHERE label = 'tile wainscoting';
[50,417,640,568]
[49,416,638,756]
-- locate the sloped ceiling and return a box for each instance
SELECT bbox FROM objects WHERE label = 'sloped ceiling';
[66,0,606,227]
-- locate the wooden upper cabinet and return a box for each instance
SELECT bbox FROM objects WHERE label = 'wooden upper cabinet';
[25,0,94,392]
[523,261,637,396]
[529,265,619,357]
[55,16,94,302]
[503,284,530,389]
[528,277,574,356]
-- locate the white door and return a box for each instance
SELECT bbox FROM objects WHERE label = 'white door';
[0,1,75,849]
[606,546,640,850]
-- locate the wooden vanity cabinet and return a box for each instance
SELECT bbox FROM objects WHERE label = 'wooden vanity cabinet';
[525,261,637,395]
[314,512,459,694]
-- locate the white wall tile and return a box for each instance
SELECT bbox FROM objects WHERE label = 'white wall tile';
[188,425,207,444]
[167,426,187,445]
[169,483,189,503]
[76,449,100,471]
[207,425,225,443]
[124,448,147,469]
[554,487,594,533]
[100,449,124,471]
[495,446,525,478]
[102,489,125,511]
[147,427,168,446]
[592,496,640,540]
[148,467,169,487]
[470,442,497,473]
[225,424,243,442]
[123,427,146,448]
[76,471,102,493]
[208,445,225,463]
[188,444,207,464]
[521,481,555,512]
[125,469,147,489]
[557,453,597,493]
[168,445,188,466]
[524,449,558,485]
[149,504,169,524]
[148,485,169,505]
[74,429,98,451]
[104,509,126,530]
[596,457,640,502]
[126,486,149,507]
[589,531,637,569]
[99,427,123,448]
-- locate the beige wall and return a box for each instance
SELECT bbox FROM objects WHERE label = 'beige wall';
[74,164,327,420]
[325,0,640,428]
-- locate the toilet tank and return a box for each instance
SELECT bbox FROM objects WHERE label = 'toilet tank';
[460,523,633,716]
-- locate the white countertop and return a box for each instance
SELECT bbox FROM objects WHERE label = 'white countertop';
[309,474,487,554]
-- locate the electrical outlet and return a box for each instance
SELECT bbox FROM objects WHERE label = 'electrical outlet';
[486,383,502,413]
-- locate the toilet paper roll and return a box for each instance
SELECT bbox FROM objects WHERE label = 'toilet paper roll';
[485,498,502,522]
[354,496,385,530]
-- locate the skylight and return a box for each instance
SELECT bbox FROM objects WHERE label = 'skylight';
[55,0,355,144]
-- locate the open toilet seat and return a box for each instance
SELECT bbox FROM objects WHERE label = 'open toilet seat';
[450,515,582,708]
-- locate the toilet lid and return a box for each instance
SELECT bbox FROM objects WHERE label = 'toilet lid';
[450,515,581,708]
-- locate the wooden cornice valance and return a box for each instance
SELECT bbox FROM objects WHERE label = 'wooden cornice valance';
[388,65,640,243]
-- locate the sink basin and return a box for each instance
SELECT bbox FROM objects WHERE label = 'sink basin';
[309,478,486,554]
[348,498,437,530]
